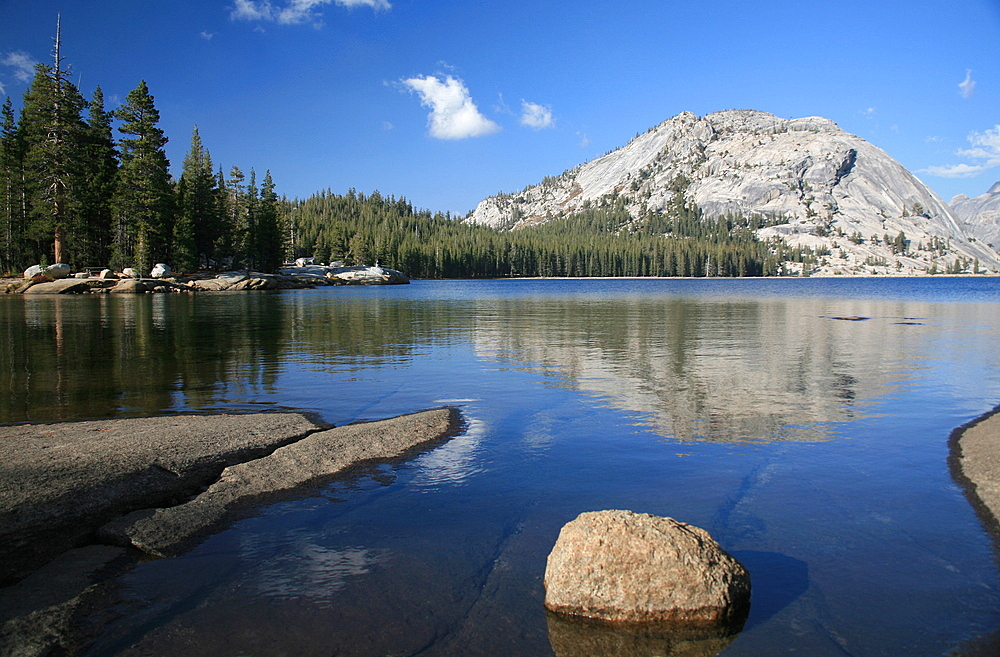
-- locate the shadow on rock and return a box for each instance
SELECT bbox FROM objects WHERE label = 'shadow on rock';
[546,611,744,657]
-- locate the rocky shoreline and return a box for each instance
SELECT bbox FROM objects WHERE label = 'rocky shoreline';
[0,408,460,656]
[3,263,410,295]
[950,406,1000,535]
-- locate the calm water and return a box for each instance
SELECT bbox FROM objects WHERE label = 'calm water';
[3,278,1000,656]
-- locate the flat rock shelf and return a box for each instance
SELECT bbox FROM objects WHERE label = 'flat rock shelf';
[0,408,462,657]
[0,408,460,582]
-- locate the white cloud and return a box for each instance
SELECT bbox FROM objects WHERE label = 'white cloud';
[2,51,38,82]
[920,163,989,178]
[921,124,1000,178]
[337,0,390,8]
[859,107,875,119]
[402,75,500,140]
[577,132,590,148]
[231,0,275,21]
[958,126,1000,160]
[230,0,387,25]
[520,100,554,129]
[959,69,976,99]
[276,0,333,24]
[200,31,215,40]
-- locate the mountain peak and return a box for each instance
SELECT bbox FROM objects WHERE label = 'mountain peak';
[467,110,999,274]
[702,109,842,136]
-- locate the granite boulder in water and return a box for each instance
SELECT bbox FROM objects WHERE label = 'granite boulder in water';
[544,510,750,626]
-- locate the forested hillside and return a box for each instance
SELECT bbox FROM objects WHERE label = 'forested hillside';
[288,188,817,278]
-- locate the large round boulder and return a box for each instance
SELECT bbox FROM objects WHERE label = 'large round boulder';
[45,263,71,279]
[544,510,750,626]
[23,265,44,279]
[150,263,172,279]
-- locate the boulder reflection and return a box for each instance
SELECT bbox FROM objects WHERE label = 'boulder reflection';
[546,611,743,657]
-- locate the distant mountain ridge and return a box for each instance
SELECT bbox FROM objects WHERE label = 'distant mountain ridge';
[467,110,1000,274]
[951,182,1000,252]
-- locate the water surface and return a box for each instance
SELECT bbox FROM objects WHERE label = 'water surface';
[2,278,999,656]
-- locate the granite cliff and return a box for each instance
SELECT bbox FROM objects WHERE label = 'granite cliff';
[468,110,1000,275]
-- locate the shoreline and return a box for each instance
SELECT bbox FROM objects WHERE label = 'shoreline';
[2,264,411,294]
[2,271,997,292]
[949,405,1000,539]
[947,405,1000,656]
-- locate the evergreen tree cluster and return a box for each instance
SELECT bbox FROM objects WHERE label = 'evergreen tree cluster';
[0,31,285,276]
[287,188,806,278]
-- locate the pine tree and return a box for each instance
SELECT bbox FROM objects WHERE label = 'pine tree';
[245,168,258,269]
[0,97,26,274]
[19,19,88,267]
[254,170,285,272]
[225,165,248,268]
[111,80,173,274]
[172,175,197,273]
[78,86,117,267]
[893,230,907,255]
[174,125,220,272]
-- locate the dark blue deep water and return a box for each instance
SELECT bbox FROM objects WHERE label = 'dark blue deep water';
[2,277,1000,656]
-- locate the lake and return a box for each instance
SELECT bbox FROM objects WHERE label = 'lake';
[2,277,1000,656]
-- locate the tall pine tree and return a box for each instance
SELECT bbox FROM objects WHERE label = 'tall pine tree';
[254,170,285,272]
[78,86,117,267]
[111,80,173,274]
[0,97,25,273]
[174,126,221,272]
[224,165,247,268]
[19,18,88,266]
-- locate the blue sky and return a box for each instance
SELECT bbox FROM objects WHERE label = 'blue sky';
[0,0,998,215]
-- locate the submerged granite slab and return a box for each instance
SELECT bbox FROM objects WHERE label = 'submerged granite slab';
[122,407,460,557]
[0,545,131,657]
[0,413,323,585]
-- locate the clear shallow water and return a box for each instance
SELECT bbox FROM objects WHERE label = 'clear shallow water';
[3,278,1000,656]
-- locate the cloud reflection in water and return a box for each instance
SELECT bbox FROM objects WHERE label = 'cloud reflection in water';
[410,417,487,490]
[252,541,388,604]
